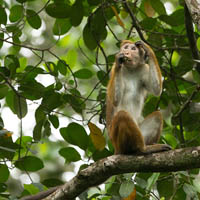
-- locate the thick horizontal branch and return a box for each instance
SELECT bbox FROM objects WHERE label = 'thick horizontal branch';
[21,146,200,200]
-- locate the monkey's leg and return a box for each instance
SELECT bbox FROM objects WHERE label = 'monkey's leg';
[110,110,146,154]
[140,111,171,153]
[140,111,163,145]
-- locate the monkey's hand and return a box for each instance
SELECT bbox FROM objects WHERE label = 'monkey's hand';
[135,40,150,62]
[115,53,125,71]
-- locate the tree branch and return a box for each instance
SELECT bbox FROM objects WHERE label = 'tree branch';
[21,146,200,200]
[185,0,200,30]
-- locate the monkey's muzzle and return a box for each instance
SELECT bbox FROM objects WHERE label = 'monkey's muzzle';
[118,53,130,64]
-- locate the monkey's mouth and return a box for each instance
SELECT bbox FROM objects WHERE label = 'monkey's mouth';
[119,55,132,64]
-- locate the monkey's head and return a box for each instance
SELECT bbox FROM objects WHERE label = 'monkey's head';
[117,40,148,69]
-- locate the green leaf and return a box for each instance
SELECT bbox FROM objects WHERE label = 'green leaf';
[119,180,135,198]
[41,90,63,112]
[4,55,20,77]
[24,183,46,195]
[157,178,174,199]
[15,156,44,171]
[53,18,72,35]
[163,133,177,149]
[97,70,109,86]
[14,96,28,119]
[66,49,77,68]
[59,147,81,163]
[150,0,166,15]
[0,164,9,182]
[0,84,9,99]
[6,91,27,118]
[0,32,4,49]
[147,173,160,191]
[33,120,44,141]
[159,9,184,26]
[19,80,45,100]
[42,178,63,187]
[70,0,83,26]
[63,94,85,114]
[87,0,99,6]
[74,69,93,79]
[83,23,97,50]
[0,7,7,25]
[9,5,23,22]
[16,0,27,3]
[43,120,51,137]
[26,9,42,29]
[0,183,7,193]
[45,3,71,18]
[35,106,46,123]
[57,60,68,75]
[60,122,89,150]
[49,115,59,129]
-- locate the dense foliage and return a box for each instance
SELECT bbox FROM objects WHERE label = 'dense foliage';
[0,0,200,199]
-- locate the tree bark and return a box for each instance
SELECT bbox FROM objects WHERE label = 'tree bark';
[185,0,200,30]
[21,146,200,200]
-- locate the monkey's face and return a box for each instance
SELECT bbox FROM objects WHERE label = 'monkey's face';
[118,42,146,69]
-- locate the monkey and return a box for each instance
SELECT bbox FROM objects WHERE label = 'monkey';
[106,40,171,155]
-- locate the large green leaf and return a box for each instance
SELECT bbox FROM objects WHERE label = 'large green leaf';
[59,147,81,163]
[70,0,83,26]
[83,23,97,50]
[0,84,9,99]
[150,0,166,15]
[41,90,63,112]
[53,18,72,35]
[49,115,59,129]
[0,164,9,182]
[15,156,44,171]
[60,122,89,150]
[0,7,7,25]
[26,9,42,29]
[74,69,93,79]
[6,91,27,119]
[45,3,71,18]
[19,80,45,100]
[9,5,23,22]
[159,9,184,26]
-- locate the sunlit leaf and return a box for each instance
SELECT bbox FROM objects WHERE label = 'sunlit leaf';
[88,122,105,151]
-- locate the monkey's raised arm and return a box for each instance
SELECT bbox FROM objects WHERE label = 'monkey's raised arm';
[137,42,162,96]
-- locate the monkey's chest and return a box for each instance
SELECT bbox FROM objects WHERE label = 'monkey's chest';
[119,81,146,122]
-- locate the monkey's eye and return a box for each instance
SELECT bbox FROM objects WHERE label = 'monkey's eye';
[124,45,129,49]
[131,46,136,50]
